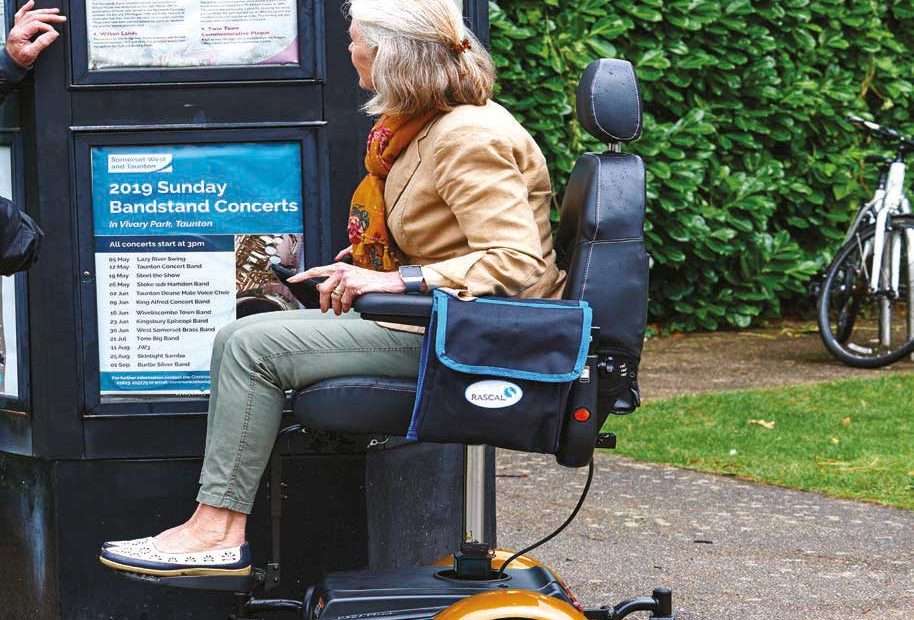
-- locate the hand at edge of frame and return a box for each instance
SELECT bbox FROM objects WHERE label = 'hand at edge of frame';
[6,1,67,69]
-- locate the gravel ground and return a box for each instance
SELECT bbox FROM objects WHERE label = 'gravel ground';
[497,451,914,620]
[639,322,914,402]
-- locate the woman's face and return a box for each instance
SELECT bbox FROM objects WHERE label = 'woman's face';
[348,22,375,91]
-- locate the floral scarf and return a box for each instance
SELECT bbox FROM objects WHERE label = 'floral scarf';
[348,111,439,271]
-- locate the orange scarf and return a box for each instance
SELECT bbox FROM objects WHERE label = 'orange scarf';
[349,112,438,271]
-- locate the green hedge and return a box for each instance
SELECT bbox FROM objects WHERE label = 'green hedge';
[489,0,914,331]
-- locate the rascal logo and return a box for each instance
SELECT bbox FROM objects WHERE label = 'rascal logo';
[464,381,523,409]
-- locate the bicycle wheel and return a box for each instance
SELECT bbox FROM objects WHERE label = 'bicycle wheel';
[817,214,914,367]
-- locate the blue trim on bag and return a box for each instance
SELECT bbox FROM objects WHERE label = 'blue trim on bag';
[471,296,581,310]
[432,291,592,383]
[406,303,437,440]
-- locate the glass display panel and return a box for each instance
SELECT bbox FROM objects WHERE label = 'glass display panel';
[91,142,305,396]
[0,275,17,398]
[86,0,299,70]
[0,144,17,399]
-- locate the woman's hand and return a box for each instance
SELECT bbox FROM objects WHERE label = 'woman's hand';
[334,245,353,262]
[289,262,405,315]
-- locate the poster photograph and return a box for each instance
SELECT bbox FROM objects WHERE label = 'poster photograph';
[86,0,299,70]
[91,142,305,396]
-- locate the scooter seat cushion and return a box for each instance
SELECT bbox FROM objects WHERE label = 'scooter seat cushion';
[293,376,417,436]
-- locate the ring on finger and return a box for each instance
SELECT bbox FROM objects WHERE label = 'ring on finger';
[331,286,345,298]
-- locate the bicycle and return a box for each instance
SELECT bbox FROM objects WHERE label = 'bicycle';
[816,114,914,368]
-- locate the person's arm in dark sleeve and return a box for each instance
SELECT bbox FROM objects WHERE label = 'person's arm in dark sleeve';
[0,48,30,103]
[0,1,67,104]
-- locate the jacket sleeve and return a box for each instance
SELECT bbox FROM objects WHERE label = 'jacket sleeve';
[0,49,28,104]
[421,128,549,297]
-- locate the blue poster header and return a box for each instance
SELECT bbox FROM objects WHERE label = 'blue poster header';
[92,142,303,236]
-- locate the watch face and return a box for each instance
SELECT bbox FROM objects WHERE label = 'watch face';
[400,265,422,279]
[400,266,423,291]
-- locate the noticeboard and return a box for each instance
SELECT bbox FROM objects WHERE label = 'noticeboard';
[92,142,304,395]
[86,0,299,70]
[0,133,29,411]
[74,128,328,410]
[68,0,321,84]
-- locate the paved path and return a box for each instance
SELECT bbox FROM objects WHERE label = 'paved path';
[497,451,914,619]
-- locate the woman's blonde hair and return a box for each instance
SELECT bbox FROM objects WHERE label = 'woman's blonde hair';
[347,0,495,116]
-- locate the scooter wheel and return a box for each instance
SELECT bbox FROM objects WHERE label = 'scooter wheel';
[436,590,586,620]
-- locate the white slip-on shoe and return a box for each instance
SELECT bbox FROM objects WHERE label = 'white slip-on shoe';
[98,538,252,577]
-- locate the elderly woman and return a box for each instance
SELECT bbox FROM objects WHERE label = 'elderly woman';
[98,0,565,576]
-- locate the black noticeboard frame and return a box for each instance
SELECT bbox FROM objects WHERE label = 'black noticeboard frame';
[67,0,324,86]
[72,125,330,418]
[0,130,31,417]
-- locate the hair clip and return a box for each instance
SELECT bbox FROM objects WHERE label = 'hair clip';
[451,37,471,54]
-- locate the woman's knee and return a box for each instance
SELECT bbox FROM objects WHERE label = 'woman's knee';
[220,326,267,371]
[211,322,236,359]
[220,319,307,376]
[213,312,287,363]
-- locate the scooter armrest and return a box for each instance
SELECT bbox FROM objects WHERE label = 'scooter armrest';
[354,293,433,327]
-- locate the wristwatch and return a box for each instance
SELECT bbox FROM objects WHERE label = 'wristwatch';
[398,265,425,293]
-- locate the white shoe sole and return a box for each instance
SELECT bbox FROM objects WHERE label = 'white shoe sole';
[98,555,253,577]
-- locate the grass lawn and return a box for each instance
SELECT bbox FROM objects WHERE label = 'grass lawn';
[603,374,914,510]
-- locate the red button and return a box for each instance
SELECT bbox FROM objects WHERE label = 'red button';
[573,408,591,422]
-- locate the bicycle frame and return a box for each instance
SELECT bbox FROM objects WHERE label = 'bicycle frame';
[843,156,911,350]
[869,162,907,294]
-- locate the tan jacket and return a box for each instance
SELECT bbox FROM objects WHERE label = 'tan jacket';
[385,100,566,301]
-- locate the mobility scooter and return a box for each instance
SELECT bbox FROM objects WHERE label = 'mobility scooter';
[108,58,675,620]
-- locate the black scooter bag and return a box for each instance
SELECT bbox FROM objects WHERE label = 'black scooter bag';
[406,290,592,454]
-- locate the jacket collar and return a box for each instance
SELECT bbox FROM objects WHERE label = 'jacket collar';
[385,115,441,214]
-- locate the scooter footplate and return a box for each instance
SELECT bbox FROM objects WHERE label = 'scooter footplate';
[119,570,257,592]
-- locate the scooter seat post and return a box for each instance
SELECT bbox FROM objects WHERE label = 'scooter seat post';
[464,445,488,545]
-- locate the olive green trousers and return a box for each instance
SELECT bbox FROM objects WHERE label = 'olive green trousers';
[197,310,423,513]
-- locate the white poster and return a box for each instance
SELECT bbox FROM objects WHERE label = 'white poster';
[0,145,17,398]
[0,1,6,47]
[0,276,16,397]
[0,146,11,199]
[86,0,299,70]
